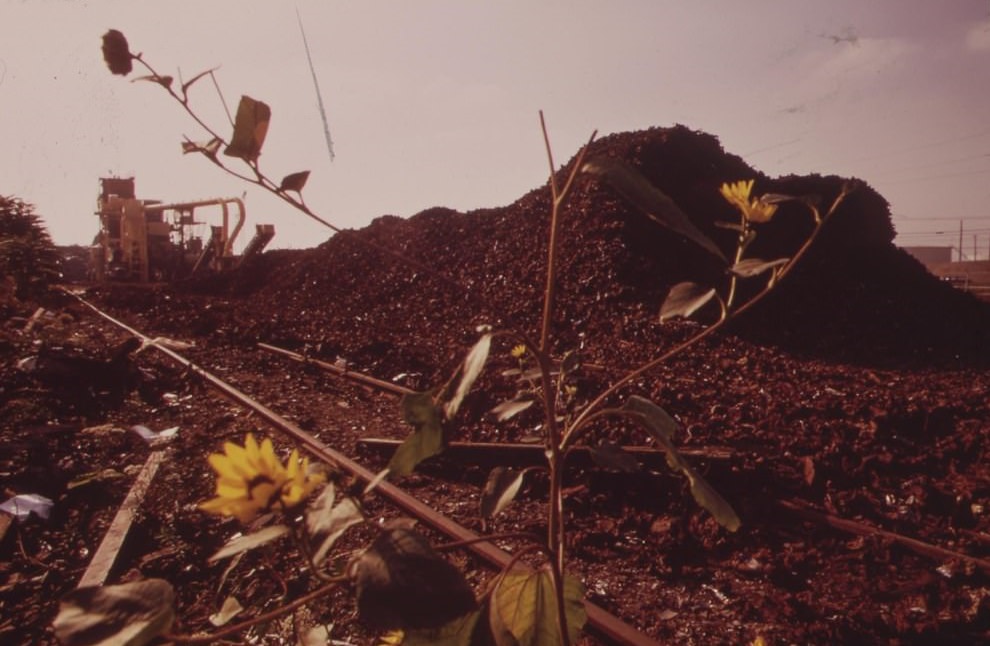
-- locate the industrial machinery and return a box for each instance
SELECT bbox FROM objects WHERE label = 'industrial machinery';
[91,177,275,282]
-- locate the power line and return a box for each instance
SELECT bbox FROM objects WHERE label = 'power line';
[897,229,990,236]
[864,152,990,179]
[741,137,804,157]
[875,165,990,185]
[845,126,990,164]
[894,214,990,221]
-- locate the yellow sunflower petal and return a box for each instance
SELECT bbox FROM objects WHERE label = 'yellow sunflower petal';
[200,496,240,517]
[243,433,263,469]
[209,453,247,482]
[258,437,284,477]
[222,442,255,480]
[285,449,301,479]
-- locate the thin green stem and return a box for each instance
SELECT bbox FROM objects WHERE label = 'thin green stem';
[538,119,597,352]
[533,115,596,575]
[724,218,749,310]
[549,555,573,646]
[166,578,346,644]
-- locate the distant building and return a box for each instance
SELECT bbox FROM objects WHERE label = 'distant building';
[901,246,953,265]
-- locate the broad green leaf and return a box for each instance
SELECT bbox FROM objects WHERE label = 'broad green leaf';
[623,396,741,531]
[131,74,173,89]
[729,257,789,278]
[491,394,536,422]
[224,95,271,162]
[480,467,526,518]
[582,158,727,262]
[659,282,717,322]
[445,332,492,419]
[588,444,640,473]
[53,578,174,646]
[491,567,585,646]
[355,527,477,630]
[208,595,243,627]
[280,170,311,193]
[101,29,133,76]
[208,524,290,562]
[389,391,445,476]
[306,485,365,566]
[181,67,219,97]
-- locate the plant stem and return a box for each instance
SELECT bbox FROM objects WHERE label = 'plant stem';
[533,114,596,646]
[538,115,597,352]
[549,555,573,646]
[724,218,748,310]
[564,183,853,447]
[166,578,345,644]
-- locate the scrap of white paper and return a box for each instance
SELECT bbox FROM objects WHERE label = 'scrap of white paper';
[0,493,54,520]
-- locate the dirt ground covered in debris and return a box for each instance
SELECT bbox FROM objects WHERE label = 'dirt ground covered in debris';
[3,126,990,644]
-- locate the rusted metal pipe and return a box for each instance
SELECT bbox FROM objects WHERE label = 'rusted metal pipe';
[357,437,735,468]
[70,292,661,646]
[257,342,413,396]
[776,499,990,575]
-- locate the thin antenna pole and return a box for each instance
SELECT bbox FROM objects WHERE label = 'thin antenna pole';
[959,219,963,262]
[296,6,336,163]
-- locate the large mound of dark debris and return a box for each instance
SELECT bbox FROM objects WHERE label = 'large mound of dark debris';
[179,125,990,372]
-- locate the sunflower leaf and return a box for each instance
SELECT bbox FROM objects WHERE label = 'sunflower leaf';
[623,396,740,531]
[389,391,445,476]
[481,467,526,518]
[490,567,585,646]
[659,282,717,322]
[582,158,727,262]
[208,524,290,562]
[224,95,271,162]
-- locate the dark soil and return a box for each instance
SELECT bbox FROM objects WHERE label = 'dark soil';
[3,125,990,645]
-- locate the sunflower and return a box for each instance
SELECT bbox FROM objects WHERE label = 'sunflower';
[719,179,778,223]
[200,433,323,523]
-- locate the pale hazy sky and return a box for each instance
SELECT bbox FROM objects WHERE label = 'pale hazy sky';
[2,1,990,256]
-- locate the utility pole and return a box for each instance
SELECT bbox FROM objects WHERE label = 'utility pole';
[959,219,963,262]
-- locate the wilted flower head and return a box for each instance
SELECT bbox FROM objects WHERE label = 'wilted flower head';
[200,433,323,523]
[101,29,133,76]
[720,179,778,223]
